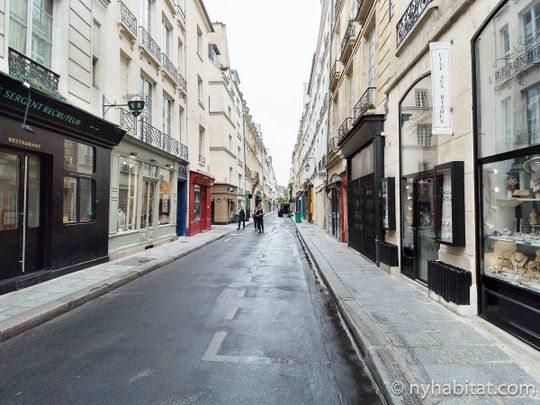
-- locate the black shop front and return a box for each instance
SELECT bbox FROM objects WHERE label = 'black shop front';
[0,72,125,293]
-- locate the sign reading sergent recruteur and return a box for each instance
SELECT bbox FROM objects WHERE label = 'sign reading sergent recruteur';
[430,41,453,135]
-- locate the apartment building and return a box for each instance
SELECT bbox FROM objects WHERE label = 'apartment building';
[207,22,245,224]
[0,0,127,290]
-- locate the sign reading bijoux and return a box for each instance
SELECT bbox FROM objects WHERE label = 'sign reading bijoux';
[430,42,453,135]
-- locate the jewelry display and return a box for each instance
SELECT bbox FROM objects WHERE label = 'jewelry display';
[483,156,540,294]
[440,173,453,242]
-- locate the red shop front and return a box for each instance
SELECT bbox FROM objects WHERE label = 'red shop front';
[188,170,214,236]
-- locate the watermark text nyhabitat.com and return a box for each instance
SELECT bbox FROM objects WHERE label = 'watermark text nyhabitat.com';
[391,379,537,399]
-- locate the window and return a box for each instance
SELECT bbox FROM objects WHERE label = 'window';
[501,26,510,58]
[140,0,151,31]
[197,26,203,55]
[162,94,172,136]
[177,39,184,70]
[208,44,218,62]
[158,169,172,225]
[118,159,139,232]
[523,1,540,44]
[162,20,171,57]
[415,89,429,108]
[179,106,184,143]
[229,134,233,150]
[140,75,153,133]
[229,167,233,182]
[63,140,95,224]
[194,184,201,220]
[92,21,101,90]
[198,76,203,103]
[199,126,205,159]
[0,152,19,230]
[367,30,376,88]
[9,0,54,68]
[417,124,432,147]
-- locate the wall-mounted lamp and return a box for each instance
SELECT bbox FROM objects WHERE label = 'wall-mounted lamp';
[21,82,34,133]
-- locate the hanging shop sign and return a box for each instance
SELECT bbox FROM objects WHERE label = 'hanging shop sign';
[127,100,145,117]
[318,171,327,181]
[430,41,453,135]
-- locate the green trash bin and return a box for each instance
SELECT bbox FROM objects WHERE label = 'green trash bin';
[295,212,302,223]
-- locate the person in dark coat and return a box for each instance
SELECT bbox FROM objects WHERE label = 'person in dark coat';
[238,207,246,230]
[256,205,265,233]
[253,210,258,232]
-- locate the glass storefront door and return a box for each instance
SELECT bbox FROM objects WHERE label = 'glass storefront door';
[141,179,157,242]
[401,173,437,283]
[0,149,43,280]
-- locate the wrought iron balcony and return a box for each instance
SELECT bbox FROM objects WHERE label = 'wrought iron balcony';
[334,0,343,15]
[327,136,339,153]
[141,120,162,149]
[330,61,342,90]
[119,1,137,38]
[177,72,187,93]
[340,21,356,61]
[8,48,59,94]
[175,2,186,24]
[199,154,206,164]
[139,26,161,62]
[353,87,376,121]
[397,0,434,46]
[338,117,353,141]
[161,53,178,82]
[120,109,137,137]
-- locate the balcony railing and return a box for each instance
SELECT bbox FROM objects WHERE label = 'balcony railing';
[141,121,162,149]
[177,72,187,93]
[161,52,178,82]
[8,48,59,94]
[338,117,353,141]
[397,0,434,45]
[120,109,137,136]
[340,21,356,59]
[175,2,186,24]
[139,26,161,62]
[353,87,376,121]
[119,1,137,37]
[327,136,339,153]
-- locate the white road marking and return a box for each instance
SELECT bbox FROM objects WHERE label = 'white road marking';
[224,306,238,320]
[201,331,296,366]
[127,368,153,385]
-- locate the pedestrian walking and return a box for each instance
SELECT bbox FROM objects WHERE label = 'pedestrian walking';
[256,204,265,233]
[237,207,246,230]
[253,210,258,232]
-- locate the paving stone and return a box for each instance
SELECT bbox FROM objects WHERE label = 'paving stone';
[431,345,509,364]
[399,346,440,365]
[411,363,489,385]
[478,363,540,388]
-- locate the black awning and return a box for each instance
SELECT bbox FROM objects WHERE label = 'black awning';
[0,72,125,148]
[338,114,384,159]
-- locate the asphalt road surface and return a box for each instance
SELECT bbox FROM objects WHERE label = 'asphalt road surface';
[0,214,382,405]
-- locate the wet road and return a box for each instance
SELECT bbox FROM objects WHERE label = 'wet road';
[0,214,382,405]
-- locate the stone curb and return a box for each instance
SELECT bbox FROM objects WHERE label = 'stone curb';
[0,227,239,344]
[294,221,421,405]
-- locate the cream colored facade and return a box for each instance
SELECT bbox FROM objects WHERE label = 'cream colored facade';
[207,22,245,224]
[0,0,218,255]
[290,0,505,318]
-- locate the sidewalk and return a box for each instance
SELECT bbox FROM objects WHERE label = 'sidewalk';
[0,222,243,343]
[295,220,540,404]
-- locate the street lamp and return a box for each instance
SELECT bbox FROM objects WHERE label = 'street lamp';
[304,156,316,173]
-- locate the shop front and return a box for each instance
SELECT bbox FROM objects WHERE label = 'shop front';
[0,72,125,293]
[211,183,238,225]
[474,0,540,349]
[326,172,344,241]
[339,114,385,263]
[189,170,214,236]
[176,164,188,236]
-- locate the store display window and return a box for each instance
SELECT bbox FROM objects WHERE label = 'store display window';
[434,162,465,246]
[482,155,540,293]
[159,169,172,225]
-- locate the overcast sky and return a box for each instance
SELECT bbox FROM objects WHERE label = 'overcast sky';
[204,0,321,186]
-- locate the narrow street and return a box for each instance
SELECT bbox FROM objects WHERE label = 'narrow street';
[0,214,382,405]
